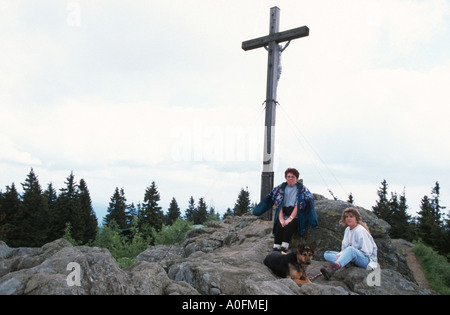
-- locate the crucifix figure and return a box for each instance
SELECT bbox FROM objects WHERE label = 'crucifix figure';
[242,7,309,220]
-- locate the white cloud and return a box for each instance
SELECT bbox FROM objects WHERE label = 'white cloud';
[0,134,42,166]
[378,0,449,56]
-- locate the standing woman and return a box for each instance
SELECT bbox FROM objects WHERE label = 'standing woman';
[321,207,378,280]
[253,168,318,252]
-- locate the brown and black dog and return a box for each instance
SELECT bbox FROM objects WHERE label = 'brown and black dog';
[263,242,317,287]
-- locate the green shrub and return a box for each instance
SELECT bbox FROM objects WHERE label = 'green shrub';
[92,218,193,269]
[93,221,150,268]
[63,222,81,246]
[413,241,450,295]
[151,218,193,246]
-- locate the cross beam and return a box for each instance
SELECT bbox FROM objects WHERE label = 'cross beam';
[242,7,309,220]
[241,26,309,51]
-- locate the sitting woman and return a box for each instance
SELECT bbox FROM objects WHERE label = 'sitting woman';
[321,207,378,280]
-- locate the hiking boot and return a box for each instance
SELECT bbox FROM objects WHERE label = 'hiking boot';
[320,262,340,280]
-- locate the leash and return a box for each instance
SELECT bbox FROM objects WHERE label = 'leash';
[304,266,323,281]
[308,272,323,281]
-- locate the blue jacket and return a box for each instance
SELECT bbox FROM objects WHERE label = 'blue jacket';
[253,182,318,237]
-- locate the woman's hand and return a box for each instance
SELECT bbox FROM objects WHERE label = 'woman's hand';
[282,217,293,227]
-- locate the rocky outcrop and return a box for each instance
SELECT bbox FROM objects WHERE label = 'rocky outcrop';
[0,195,436,295]
[0,238,198,295]
[159,197,434,295]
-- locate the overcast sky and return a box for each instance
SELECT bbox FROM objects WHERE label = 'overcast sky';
[1,0,449,221]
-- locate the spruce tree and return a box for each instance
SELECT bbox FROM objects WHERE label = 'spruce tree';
[44,183,58,213]
[0,183,21,246]
[416,182,447,254]
[417,195,438,246]
[126,202,137,227]
[167,197,181,225]
[372,180,390,221]
[388,192,413,240]
[53,172,80,240]
[45,183,60,241]
[388,191,400,220]
[20,168,50,246]
[373,182,414,241]
[77,179,98,243]
[139,182,163,233]
[104,187,128,230]
[185,196,195,222]
[193,198,208,224]
[233,187,250,216]
[426,182,446,253]
[430,182,445,226]
[395,189,414,241]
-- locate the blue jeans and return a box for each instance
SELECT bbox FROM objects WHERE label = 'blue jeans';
[324,246,370,269]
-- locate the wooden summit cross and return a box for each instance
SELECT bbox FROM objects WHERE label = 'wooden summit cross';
[242,7,309,220]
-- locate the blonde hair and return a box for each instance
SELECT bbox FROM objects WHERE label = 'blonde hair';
[339,207,370,234]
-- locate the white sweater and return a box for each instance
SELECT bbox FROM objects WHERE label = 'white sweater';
[341,224,378,263]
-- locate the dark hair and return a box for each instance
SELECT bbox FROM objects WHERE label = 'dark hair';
[284,168,299,179]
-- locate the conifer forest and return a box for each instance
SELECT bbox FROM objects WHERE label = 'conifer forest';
[0,169,449,261]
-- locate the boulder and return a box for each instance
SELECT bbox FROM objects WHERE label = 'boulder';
[0,239,198,295]
[167,217,274,295]
[302,259,434,295]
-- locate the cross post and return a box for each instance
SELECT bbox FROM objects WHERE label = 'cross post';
[242,7,309,220]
